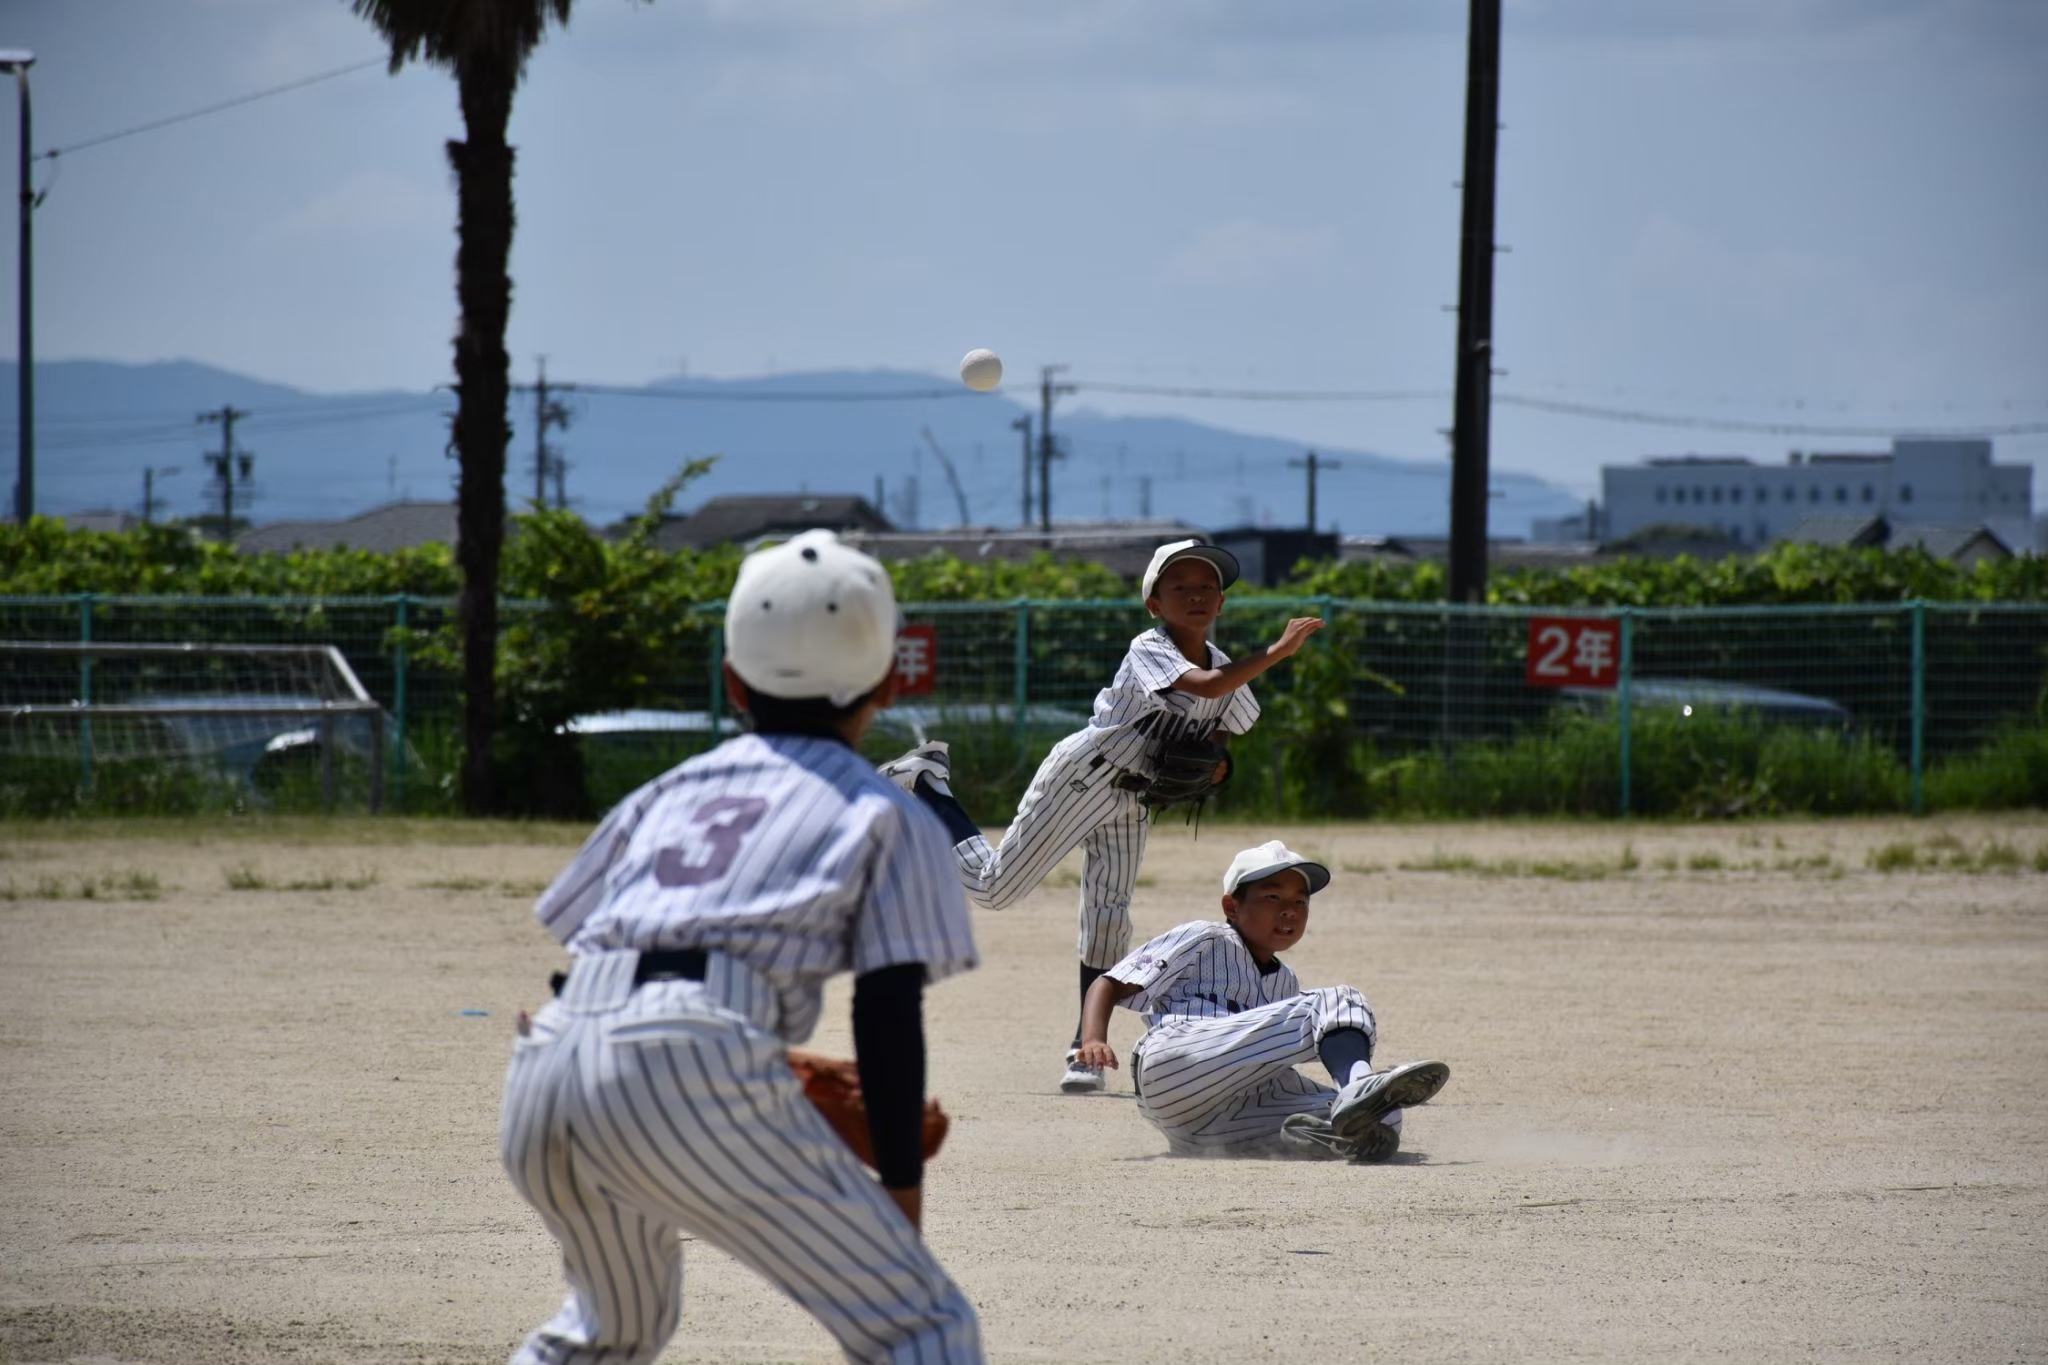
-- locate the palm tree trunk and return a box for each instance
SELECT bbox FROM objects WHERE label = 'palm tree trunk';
[448,69,516,816]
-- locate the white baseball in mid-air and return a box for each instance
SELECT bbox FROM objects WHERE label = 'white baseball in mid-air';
[958,348,1003,392]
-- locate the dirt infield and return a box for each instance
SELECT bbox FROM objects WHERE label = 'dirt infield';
[3,814,2045,1364]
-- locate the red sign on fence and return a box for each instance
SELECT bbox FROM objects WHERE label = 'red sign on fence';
[893,625,938,696]
[1525,616,1620,689]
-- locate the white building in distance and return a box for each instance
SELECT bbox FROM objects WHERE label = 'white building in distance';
[1601,438,2031,551]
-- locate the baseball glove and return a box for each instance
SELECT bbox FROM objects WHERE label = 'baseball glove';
[1142,734,1233,811]
[785,1050,950,1169]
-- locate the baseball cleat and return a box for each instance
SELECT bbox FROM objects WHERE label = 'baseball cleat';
[1060,1048,1107,1094]
[878,741,952,797]
[1328,1060,1449,1141]
[1351,1117,1402,1164]
[1278,1113,1360,1161]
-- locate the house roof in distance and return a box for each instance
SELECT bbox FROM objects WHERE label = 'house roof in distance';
[61,509,145,534]
[840,519,1206,580]
[237,501,458,554]
[1782,513,1889,548]
[646,493,890,551]
[1890,524,2013,561]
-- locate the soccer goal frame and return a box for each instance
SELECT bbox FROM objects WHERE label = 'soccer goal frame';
[1,641,387,812]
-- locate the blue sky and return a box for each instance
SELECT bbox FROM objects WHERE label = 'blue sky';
[3,0,2044,505]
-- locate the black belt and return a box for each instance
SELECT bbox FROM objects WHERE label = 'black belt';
[549,948,707,997]
[1088,754,1151,794]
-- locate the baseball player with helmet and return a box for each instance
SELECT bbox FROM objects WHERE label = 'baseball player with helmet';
[1074,839,1450,1161]
[499,530,984,1365]
[880,539,1322,1094]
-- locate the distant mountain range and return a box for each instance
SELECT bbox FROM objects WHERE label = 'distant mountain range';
[2,359,1588,537]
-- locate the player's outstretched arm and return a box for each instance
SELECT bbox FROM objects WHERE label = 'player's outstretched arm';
[1075,974,1142,1069]
[853,963,929,1232]
[1169,617,1325,700]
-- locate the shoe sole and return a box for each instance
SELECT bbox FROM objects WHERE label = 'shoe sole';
[1351,1122,1401,1164]
[1280,1117,1356,1160]
[1330,1061,1450,1140]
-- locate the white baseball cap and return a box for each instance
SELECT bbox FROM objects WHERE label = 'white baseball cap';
[725,530,900,707]
[1222,839,1331,897]
[1141,539,1240,602]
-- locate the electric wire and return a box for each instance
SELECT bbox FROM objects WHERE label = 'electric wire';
[33,58,388,163]
[1066,378,2048,439]
[575,383,980,403]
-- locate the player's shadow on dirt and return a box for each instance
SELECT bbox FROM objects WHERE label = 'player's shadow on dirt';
[1109,1150,1477,1166]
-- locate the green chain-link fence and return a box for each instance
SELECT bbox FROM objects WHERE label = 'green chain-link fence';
[4,594,2044,817]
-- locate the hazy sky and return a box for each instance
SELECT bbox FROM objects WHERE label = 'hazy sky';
[4,0,2044,501]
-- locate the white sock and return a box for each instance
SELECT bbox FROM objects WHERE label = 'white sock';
[1346,1060,1375,1087]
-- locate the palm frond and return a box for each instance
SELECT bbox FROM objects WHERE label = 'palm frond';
[350,0,577,81]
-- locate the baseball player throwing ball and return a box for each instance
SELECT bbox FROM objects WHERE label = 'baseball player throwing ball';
[881,539,1322,1094]
[1074,840,1450,1161]
[499,530,984,1365]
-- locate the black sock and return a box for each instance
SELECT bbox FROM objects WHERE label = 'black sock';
[1072,963,1108,1049]
[911,773,982,845]
[1317,1027,1373,1086]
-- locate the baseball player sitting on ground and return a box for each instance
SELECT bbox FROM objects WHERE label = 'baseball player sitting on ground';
[1073,839,1450,1162]
[879,539,1323,1095]
[500,530,985,1365]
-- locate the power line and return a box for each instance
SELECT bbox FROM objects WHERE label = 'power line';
[575,383,980,404]
[1076,380,1444,403]
[33,58,387,163]
[1069,377,2048,438]
[1491,393,2048,440]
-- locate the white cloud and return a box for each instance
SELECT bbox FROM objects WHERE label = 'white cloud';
[1159,220,1347,289]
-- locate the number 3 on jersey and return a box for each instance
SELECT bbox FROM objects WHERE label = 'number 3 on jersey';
[654,796,769,888]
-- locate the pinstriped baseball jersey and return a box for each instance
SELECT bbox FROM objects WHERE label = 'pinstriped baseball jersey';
[1087,628,1261,775]
[1109,920,1383,1157]
[535,732,978,1044]
[502,729,986,1365]
[1108,920,1303,1028]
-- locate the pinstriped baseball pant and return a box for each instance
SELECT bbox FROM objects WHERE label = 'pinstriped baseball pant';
[1130,986,1387,1157]
[952,731,1150,968]
[500,953,983,1365]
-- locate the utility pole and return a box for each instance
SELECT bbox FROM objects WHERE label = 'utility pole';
[1287,450,1342,532]
[1011,414,1033,528]
[517,358,575,509]
[1447,0,1503,604]
[1037,364,1074,534]
[198,406,252,541]
[141,465,179,524]
[5,50,37,525]
[1138,475,1153,519]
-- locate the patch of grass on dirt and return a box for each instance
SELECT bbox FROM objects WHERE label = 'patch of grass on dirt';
[1868,837,2040,875]
[0,816,592,848]
[417,876,492,892]
[1395,849,1636,880]
[224,864,270,891]
[1341,861,1386,875]
[1686,853,1726,872]
[1522,858,1615,881]
[0,871,163,902]
[1398,850,1483,874]
[1978,840,2024,872]
[226,865,378,892]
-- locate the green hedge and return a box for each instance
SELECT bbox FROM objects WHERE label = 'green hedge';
[4,517,2041,604]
